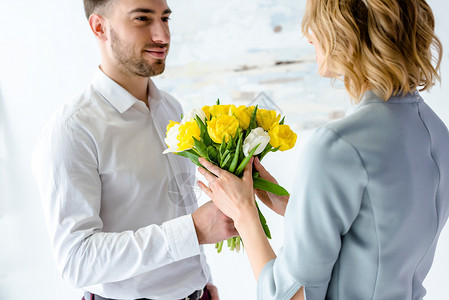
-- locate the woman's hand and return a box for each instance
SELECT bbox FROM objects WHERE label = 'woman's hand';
[254,157,289,216]
[197,157,258,225]
[198,157,277,281]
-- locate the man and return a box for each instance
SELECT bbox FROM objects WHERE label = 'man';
[32,0,237,299]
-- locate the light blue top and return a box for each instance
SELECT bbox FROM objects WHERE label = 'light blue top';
[258,91,449,300]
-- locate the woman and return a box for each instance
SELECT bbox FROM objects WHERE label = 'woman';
[197,0,449,299]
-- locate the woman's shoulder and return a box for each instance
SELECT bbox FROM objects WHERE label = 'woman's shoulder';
[315,99,406,150]
[324,103,384,137]
[301,125,365,173]
[307,111,372,153]
[302,104,388,169]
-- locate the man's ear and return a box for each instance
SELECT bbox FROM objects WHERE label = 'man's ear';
[88,14,108,41]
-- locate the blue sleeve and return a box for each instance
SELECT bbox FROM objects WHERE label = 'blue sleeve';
[257,127,368,300]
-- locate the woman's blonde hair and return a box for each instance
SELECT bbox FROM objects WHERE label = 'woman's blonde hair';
[301,0,443,102]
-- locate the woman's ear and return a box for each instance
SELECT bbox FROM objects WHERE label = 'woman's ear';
[88,14,108,41]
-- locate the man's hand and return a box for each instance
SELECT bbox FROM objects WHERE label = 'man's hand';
[205,283,219,300]
[192,201,238,244]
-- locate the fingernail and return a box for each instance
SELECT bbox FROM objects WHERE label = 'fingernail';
[255,157,260,164]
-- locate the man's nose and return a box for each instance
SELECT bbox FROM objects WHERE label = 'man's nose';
[151,20,170,44]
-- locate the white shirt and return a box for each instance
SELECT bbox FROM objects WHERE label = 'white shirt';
[32,68,210,299]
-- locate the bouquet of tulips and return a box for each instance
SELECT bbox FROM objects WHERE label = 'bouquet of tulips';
[163,100,297,252]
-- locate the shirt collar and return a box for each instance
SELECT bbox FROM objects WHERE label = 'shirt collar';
[91,67,162,114]
[360,90,422,104]
[347,90,422,115]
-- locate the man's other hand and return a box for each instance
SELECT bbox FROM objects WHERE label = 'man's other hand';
[192,201,238,244]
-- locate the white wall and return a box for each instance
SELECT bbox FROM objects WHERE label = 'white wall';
[0,1,448,299]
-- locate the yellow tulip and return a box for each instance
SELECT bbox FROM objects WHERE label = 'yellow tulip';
[268,123,297,151]
[207,115,240,143]
[231,105,253,130]
[177,120,201,151]
[166,120,180,133]
[210,104,231,118]
[202,106,211,120]
[164,121,181,154]
[256,109,281,131]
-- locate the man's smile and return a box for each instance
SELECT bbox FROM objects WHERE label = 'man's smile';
[144,48,168,59]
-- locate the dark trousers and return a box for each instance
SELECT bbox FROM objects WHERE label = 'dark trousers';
[82,286,211,300]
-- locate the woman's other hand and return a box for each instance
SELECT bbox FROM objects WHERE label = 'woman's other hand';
[254,157,289,216]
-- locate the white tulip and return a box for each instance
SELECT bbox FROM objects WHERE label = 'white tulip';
[163,124,181,154]
[242,127,271,157]
[181,108,207,124]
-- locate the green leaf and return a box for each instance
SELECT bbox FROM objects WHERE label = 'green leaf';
[225,135,235,152]
[195,116,212,146]
[259,145,280,161]
[207,146,219,164]
[215,241,224,253]
[220,152,232,168]
[253,176,290,196]
[262,222,272,239]
[258,143,273,162]
[220,149,230,166]
[216,98,220,105]
[272,146,280,152]
[229,132,243,173]
[227,238,232,248]
[231,133,237,149]
[256,201,271,239]
[194,138,209,159]
[256,201,267,224]
[235,236,242,252]
[219,136,226,156]
[248,105,259,136]
[195,115,206,134]
[235,143,260,176]
[279,116,285,125]
[176,150,202,167]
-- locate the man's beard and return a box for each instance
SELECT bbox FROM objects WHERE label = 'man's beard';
[110,28,167,77]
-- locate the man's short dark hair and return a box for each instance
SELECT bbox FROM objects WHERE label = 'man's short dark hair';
[83,0,115,20]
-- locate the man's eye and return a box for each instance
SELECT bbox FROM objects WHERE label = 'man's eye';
[162,17,171,22]
[135,16,149,21]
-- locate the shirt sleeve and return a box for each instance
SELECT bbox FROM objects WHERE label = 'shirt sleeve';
[31,116,201,289]
[257,127,368,300]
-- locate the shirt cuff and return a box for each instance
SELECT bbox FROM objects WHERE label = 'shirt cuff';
[162,214,201,261]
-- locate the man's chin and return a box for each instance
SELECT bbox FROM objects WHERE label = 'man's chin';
[136,62,166,77]
[150,63,165,76]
